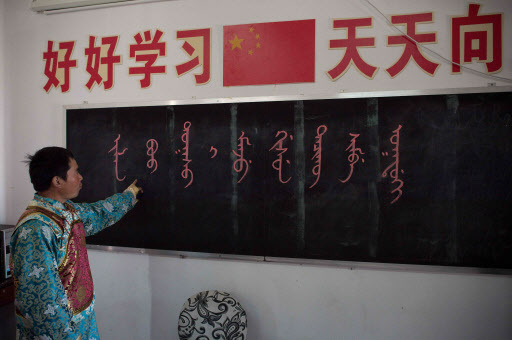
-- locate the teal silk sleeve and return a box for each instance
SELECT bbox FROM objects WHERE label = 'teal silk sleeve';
[73,191,136,237]
[11,219,81,339]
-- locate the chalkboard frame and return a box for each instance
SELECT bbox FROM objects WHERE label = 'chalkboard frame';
[65,86,512,275]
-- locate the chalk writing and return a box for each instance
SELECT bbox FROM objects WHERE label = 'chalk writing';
[108,134,128,181]
[339,133,365,183]
[310,125,327,188]
[180,121,193,188]
[209,146,218,158]
[146,139,158,174]
[270,131,293,184]
[232,131,252,183]
[382,125,404,204]
[108,123,407,205]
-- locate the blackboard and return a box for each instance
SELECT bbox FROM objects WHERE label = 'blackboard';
[66,91,512,269]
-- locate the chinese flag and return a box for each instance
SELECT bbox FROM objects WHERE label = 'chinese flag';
[223,19,315,86]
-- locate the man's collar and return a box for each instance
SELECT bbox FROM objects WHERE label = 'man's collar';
[33,193,68,211]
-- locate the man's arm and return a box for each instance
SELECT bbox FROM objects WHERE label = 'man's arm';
[11,220,81,339]
[74,190,137,237]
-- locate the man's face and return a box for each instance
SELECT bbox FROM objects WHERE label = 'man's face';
[59,158,83,201]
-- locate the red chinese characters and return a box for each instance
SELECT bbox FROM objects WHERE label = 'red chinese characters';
[43,41,77,93]
[451,4,502,74]
[386,12,439,77]
[84,36,121,90]
[328,18,378,80]
[129,29,166,88]
[175,28,211,85]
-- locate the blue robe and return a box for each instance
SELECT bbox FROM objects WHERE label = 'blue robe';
[10,191,136,340]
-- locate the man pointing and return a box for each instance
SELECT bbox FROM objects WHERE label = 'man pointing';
[10,146,142,339]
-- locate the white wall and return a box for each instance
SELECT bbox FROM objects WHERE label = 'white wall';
[0,0,6,221]
[2,0,512,339]
[89,251,512,340]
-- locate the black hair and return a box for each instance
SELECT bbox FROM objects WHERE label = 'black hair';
[25,147,75,192]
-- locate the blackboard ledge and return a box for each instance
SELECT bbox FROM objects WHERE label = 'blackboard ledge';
[264,257,512,276]
[64,85,512,110]
[86,245,512,276]
[86,244,265,263]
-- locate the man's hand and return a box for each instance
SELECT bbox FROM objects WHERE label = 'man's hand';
[125,179,143,202]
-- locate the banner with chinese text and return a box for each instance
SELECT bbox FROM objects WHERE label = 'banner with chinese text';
[38,0,511,95]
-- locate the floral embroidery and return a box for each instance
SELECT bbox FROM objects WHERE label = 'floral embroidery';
[42,227,51,242]
[36,335,52,340]
[103,201,113,212]
[19,228,30,240]
[59,296,68,306]
[44,304,58,316]
[28,266,44,278]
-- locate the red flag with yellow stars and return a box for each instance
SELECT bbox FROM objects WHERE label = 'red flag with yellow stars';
[223,19,315,86]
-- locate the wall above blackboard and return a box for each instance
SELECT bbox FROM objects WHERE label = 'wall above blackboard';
[66,89,512,270]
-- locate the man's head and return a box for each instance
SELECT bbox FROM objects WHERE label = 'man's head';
[26,147,83,201]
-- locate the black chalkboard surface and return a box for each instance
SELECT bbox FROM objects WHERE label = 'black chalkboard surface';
[67,91,512,269]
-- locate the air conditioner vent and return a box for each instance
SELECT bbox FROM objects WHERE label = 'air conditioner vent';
[31,0,136,12]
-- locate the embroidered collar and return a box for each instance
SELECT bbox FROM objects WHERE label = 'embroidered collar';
[30,194,76,217]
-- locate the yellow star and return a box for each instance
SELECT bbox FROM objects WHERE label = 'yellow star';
[256,42,261,48]
[248,49,253,55]
[229,35,244,50]
[249,27,255,33]
[255,34,260,39]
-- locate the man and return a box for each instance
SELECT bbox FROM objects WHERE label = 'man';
[10,147,142,339]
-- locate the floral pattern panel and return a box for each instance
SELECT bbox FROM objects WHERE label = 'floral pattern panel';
[178,290,247,340]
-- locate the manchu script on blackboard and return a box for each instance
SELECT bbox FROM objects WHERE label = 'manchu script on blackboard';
[108,122,405,204]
